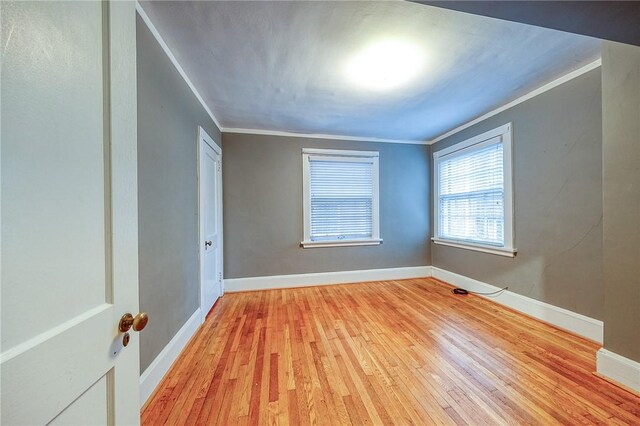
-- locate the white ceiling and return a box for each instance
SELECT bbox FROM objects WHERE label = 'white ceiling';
[139,1,601,142]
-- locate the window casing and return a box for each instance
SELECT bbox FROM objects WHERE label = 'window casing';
[433,123,516,257]
[302,148,381,248]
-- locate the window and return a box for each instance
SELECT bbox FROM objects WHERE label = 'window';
[302,148,381,248]
[433,123,516,257]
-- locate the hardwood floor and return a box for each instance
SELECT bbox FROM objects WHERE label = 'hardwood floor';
[142,278,640,425]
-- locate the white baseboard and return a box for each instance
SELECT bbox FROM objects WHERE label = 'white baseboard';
[139,308,202,406]
[597,349,640,393]
[431,267,604,343]
[224,266,433,292]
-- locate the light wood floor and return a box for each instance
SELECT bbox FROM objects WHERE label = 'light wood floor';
[142,278,640,425]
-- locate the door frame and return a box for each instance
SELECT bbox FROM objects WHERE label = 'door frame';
[197,126,224,324]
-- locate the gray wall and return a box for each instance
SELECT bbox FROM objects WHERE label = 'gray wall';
[431,68,603,320]
[222,133,431,279]
[137,14,222,372]
[602,41,640,362]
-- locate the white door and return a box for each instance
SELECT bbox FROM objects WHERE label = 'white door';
[199,128,224,320]
[1,2,141,425]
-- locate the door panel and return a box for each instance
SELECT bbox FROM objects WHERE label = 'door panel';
[49,375,109,426]
[205,150,219,238]
[1,1,140,424]
[1,306,114,423]
[1,0,106,351]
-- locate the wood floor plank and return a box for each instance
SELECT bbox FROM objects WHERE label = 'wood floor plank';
[142,278,640,425]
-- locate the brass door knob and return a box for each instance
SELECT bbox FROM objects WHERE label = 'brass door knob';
[133,312,149,331]
[119,312,149,333]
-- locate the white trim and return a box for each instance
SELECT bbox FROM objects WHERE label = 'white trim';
[428,59,602,145]
[308,155,374,164]
[197,127,224,324]
[224,266,433,292]
[432,124,511,158]
[597,349,640,393]
[199,126,222,155]
[431,238,517,257]
[135,2,223,131]
[433,123,515,254]
[302,148,380,247]
[139,308,202,406]
[302,148,379,157]
[224,127,428,145]
[431,267,604,343]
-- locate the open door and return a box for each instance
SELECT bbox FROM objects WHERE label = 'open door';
[199,127,224,322]
[1,1,141,424]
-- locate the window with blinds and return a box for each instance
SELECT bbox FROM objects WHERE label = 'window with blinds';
[439,140,504,245]
[302,149,381,248]
[433,124,515,256]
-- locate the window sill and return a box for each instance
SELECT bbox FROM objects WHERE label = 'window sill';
[431,238,517,258]
[301,239,383,249]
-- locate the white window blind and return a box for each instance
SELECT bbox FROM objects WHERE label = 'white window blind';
[302,149,380,248]
[438,139,504,246]
[309,158,373,241]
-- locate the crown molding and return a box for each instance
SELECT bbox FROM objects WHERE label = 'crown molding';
[428,58,602,145]
[223,127,429,145]
[135,2,223,131]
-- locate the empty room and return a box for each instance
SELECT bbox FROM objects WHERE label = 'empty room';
[2,1,640,425]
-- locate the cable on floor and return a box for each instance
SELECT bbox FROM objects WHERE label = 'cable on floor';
[451,286,508,296]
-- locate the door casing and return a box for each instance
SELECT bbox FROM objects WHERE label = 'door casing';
[197,126,224,324]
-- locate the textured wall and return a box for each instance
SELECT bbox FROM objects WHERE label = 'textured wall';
[431,68,603,320]
[137,14,222,372]
[222,133,431,279]
[602,41,640,361]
